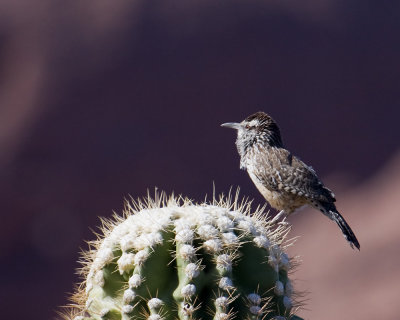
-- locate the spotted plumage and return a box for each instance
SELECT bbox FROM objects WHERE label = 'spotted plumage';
[222,111,360,250]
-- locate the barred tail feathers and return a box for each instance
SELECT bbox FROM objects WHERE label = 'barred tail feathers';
[312,200,360,250]
[330,210,360,250]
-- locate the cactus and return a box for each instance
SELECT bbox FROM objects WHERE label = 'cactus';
[62,192,303,320]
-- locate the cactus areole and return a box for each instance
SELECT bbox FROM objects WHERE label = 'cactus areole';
[64,193,302,320]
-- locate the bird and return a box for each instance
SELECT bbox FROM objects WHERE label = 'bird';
[221,111,360,250]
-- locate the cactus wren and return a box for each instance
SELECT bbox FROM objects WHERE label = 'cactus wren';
[221,111,360,250]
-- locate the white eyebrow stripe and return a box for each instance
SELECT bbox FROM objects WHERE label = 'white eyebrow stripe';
[248,119,259,127]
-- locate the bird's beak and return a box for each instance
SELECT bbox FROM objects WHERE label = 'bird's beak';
[221,122,241,130]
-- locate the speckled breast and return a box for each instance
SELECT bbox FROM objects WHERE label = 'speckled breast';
[248,171,308,213]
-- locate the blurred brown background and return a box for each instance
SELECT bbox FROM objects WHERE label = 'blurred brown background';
[0,1,399,319]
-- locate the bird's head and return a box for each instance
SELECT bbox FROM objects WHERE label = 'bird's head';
[221,112,283,159]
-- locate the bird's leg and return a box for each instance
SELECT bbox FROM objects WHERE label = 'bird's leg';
[270,210,288,225]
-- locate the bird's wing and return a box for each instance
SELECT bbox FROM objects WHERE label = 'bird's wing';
[253,147,336,202]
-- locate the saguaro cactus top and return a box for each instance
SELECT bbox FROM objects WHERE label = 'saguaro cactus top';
[61,192,302,320]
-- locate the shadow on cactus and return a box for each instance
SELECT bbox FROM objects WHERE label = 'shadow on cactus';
[60,191,304,320]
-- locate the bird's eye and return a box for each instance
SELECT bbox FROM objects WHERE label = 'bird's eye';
[245,124,250,129]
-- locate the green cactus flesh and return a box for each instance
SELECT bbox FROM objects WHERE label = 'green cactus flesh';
[66,194,302,320]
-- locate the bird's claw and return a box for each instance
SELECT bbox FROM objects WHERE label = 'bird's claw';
[270,210,287,224]
[278,220,290,227]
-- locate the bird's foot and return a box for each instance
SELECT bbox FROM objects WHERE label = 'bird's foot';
[278,218,290,227]
[270,210,287,224]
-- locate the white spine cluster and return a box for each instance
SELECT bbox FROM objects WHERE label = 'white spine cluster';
[285,279,293,296]
[147,298,164,320]
[221,232,238,246]
[279,252,291,271]
[215,312,230,320]
[128,274,142,288]
[123,289,136,303]
[134,249,150,266]
[117,252,135,274]
[215,296,229,308]
[179,244,196,261]
[275,281,284,296]
[247,293,262,305]
[122,304,134,314]
[219,277,233,290]
[181,284,196,298]
[185,263,200,279]
[216,254,232,272]
[215,294,231,320]
[197,224,219,240]
[283,296,292,309]
[247,293,263,317]
[203,239,222,253]
[175,229,194,243]
[254,235,270,248]
[93,270,104,287]
[217,216,235,231]
[148,298,163,310]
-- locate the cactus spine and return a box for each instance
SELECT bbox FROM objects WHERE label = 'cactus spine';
[62,192,302,320]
